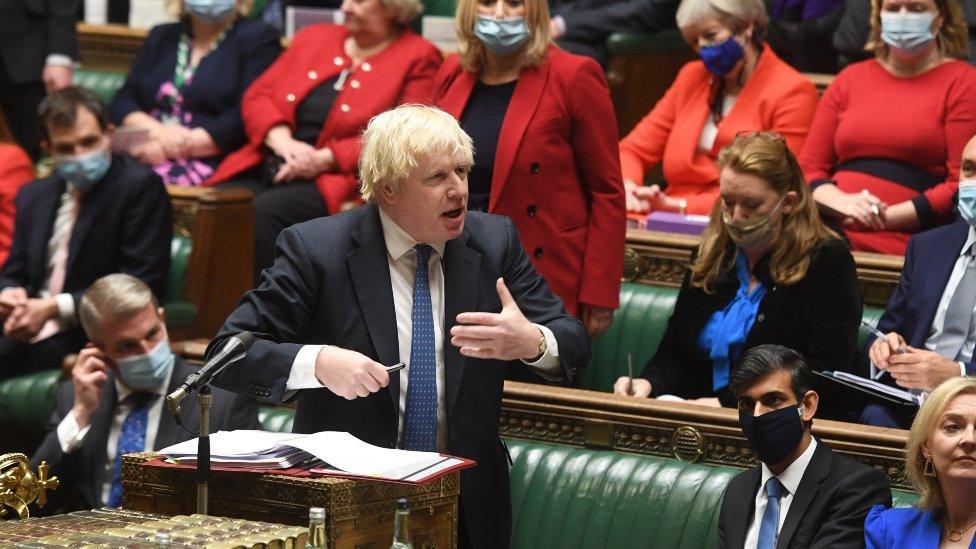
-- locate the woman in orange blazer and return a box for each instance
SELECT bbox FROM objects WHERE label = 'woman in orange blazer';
[0,143,33,268]
[619,0,818,216]
[432,0,625,344]
[207,0,442,281]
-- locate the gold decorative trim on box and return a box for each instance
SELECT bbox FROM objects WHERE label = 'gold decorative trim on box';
[0,453,58,519]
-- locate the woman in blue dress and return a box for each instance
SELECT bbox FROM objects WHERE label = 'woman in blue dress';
[865,376,976,548]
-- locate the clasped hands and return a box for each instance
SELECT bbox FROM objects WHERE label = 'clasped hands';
[265,126,335,184]
[314,278,543,400]
[131,124,212,165]
[869,331,961,392]
[0,288,58,341]
[623,180,685,214]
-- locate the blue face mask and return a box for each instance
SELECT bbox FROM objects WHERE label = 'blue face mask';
[473,16,531,57]
[116,339,175,392]
[56,146,111,191]
[699,36,745,77]
[959,182,976,226]
[185,0,237,23]
[881,11,936,52]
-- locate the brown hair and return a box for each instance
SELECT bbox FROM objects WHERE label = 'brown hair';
[37,86,110,143]
[866,0,969,59]
[906,377,976,511]
[691,132,838,292]
[455,0,551,73]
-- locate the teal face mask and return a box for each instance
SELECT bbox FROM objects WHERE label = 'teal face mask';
[56,146,111,191]
[959,181,976,226]
[473,16,531,56]
[116,339,175,391]
[881,11,936,52]
[185,0,237,23]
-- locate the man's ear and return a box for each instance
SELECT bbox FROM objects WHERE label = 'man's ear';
[800,389,818,422]
[378,180,396,204]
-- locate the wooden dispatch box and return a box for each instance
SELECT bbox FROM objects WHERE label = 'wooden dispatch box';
[121,452,460,548]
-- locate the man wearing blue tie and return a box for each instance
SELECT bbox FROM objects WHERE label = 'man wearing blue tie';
[207,105,590,549]
[717,345,890,549]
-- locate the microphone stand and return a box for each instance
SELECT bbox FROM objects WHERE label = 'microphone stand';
[196,385,212,515]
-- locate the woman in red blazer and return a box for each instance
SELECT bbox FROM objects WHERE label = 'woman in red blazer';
[432,0,625,344]
[207,0,442,281]
[619,0,818,216]
[0,143,33,268]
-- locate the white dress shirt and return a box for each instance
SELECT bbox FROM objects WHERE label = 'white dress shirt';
[870,227,975,383]
[285,207,561,452]
[697,95,737,152]
[56,366,174,505]
[744,437,818,549]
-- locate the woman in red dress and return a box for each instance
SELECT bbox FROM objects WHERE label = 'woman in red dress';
[800,0,976,255]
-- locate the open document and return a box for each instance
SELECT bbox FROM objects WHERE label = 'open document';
[158,430,475,484]
[814,371,923,406]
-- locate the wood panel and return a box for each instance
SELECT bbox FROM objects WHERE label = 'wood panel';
[167,186,254,341]
[77,23,148,72]
[623,229,904,307]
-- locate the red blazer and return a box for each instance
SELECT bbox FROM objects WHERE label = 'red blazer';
[206,25,443,213]
[432,47,625,315]
[0,144,34,268]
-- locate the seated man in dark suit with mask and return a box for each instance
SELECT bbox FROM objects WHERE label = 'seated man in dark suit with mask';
[0,87,171,379]
[718,344,890,549]
[207,105,590,549]
[30,274,260,512]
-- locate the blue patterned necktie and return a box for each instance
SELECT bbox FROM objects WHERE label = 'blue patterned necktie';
[106,392,153,507]
[402,244,438,451]
[757,477,786,549]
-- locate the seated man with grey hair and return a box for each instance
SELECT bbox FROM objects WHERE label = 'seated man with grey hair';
[206,104,590,549]
[30,273,260,513]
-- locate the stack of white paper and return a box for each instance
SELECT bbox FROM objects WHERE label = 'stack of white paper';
[158,430,459,482]
[832,371,924,405]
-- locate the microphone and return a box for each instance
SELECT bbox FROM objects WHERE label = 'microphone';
[166,331,255,416]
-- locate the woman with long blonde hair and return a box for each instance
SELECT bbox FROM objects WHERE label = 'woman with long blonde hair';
[614,133,862,411]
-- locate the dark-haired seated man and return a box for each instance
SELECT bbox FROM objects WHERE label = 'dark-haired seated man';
[862,134,976,428]
[30,274,260,512]
[0,87,171,378]
[718,344,891,549]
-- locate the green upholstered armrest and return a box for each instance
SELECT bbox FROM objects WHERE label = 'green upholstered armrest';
[606,29,690,56]
[0,370,62,431]
[163,234,196,330]
[577,283,891,393]
[892,489,920,508]
[259,406,295,433]
[72,69,127,105]
[859,307,885,351]
[506,438,739,549]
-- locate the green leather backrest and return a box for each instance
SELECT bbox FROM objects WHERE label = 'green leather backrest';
[505,438,918,549]
[579,283,885,392]
[606,29,690,56]
[507,438,740,549]
[167,234,193,304]
[259,406,296,433]
[424,0,456,17]
[0,370,61,431]
[72,69,127,105]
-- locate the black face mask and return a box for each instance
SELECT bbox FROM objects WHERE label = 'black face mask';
[738,405,805,466]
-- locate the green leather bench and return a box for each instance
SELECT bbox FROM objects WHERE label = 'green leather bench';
[578,282,885,393]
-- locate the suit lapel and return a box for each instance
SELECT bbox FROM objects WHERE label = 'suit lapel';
[729,467,761,549]
[776,441,831,549]
[86,379,118,506]
[914,222,970,348]
[442,230,480,419]
[154,359,196,450]
[29,180,65,288]
[437,68,478,120]
[489,59,549,211]
[66,170,113,279]
[347,205,400,410]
